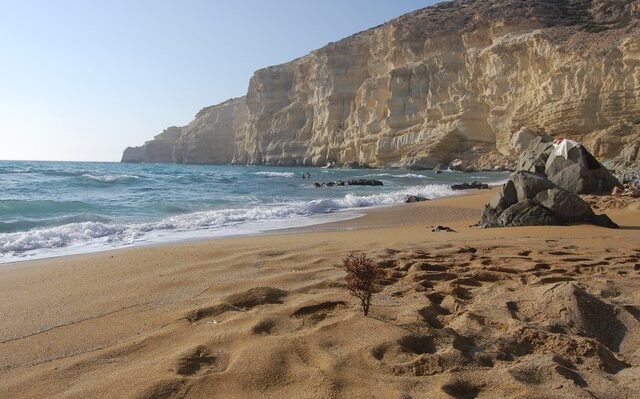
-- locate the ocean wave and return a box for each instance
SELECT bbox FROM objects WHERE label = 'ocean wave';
[0,199,93,216]
[40,169,94,177]
[0,222,132,254]
[0,184,456,258]
[365,173,431,179]
[81,174,139,183]
[253,171,296,178]
[0,214,111,233]
[0,167,33,174]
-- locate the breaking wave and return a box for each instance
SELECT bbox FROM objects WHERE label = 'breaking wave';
[81,174,139,183]
[0,184,456,259]
[253,171,296,178]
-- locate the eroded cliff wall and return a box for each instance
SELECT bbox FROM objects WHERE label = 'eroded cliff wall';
[123,0,640,172]
[173,98,248,164]
[121,98,247,164]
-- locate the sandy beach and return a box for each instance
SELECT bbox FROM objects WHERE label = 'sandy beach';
[1,190,639,398]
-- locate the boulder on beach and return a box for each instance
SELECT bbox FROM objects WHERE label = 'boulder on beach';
[519,137,620,195]
[450,182,490,191]
[431,225,456,232]
[479,171,617,228]
[405,195,429,203]
[497,199,559,227]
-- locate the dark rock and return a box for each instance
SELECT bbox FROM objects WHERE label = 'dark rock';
[314,179,383,187]
[497,200,559,227]
[511,171,555,202]
[518,136,554,174]
[489,179,518,213]
[405,195,430,203]
[451,181,490,190]
[347,179,383,186]
[534,188,593,223]
[431,225,456,232]
[480,171,617,228]
[479,205,500,228]
[519,138,620,195]
[545,145,620,194]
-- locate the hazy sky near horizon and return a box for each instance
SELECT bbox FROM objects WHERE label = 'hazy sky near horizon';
[0,0,437,162]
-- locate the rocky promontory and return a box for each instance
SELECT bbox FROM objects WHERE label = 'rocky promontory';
[122,0,640,173]
[122,98,247,164]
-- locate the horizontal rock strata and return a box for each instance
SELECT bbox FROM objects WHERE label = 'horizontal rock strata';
[122,0,640,172]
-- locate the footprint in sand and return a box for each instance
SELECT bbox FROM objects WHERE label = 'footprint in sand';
[450,277,483,287]
[418,304,452,329]
[468,270,503,282]
[133,378,186,399]
[187,286,288,322]
[441,379,484,399]
[372,333,437,362]
[251,318,277,335]
[172,345,229,376]
[292,301,347,325]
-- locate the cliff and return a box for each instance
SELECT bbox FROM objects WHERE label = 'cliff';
[121,98,247,164]
[172,98,248,164]
[122,0,640,172]
[121,126,182,163]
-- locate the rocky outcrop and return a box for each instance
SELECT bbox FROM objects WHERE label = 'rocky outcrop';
[121,98,247,164]
[313,179,383,188]
[451,182,490,190]
[518,136,620,194]
[405,195,429,203]
[479,171,618,228]
[122,0,640,170]
[172,98,248,164]
[121,146,144,163]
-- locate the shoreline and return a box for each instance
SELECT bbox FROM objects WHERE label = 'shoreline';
[1,190,639,398]
[3,186,637,270]
[0,159,511,265]
[0,187,483,266]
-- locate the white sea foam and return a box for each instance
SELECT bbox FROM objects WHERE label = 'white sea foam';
[81,174,139,183]
[253,171,296,178]
[0,184,457,261]
[365,173,431,179]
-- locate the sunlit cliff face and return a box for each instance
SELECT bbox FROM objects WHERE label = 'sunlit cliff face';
[124,0,640,171]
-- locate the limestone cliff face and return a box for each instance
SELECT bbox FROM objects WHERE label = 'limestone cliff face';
[123,0,640,171]
[121,98,247,164]
[121,127,182,163]
[173,98,248,164]
[121,146,143,163]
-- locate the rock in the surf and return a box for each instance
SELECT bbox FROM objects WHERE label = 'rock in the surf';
[314,179,383,188]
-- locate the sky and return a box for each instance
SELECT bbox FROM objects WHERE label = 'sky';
[0,0,437,162]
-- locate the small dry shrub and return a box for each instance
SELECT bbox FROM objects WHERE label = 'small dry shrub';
[343,252,382,316]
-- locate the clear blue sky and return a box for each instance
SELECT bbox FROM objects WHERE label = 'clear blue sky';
[0,0,437,162]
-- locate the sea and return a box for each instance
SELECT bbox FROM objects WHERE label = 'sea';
[0,161,509,263]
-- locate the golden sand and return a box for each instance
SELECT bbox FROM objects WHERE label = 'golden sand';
[1,190,639,398]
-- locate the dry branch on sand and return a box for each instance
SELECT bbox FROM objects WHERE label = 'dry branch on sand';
[343,253,382,316]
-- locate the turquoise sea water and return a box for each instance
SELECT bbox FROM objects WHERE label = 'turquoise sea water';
[0,161,508,263]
